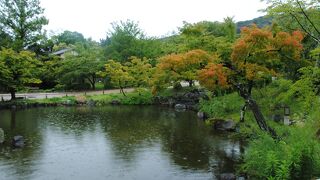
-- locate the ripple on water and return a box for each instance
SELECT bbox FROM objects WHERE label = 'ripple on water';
[0,106,242,180]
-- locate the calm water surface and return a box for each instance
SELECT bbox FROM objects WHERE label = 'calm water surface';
[0,106,242,180]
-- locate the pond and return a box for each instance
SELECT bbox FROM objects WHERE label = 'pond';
[0,106,242,180]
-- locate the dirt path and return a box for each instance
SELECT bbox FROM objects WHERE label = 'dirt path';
[0,88,135,101]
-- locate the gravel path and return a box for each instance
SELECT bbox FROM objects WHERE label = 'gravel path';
[0,88,134,101]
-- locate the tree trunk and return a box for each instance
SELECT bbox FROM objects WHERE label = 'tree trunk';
[91,75,96,90]
[188,80,193,87]
[120,87,126,97]
[236,83,278,139]
[10,89,16,100]
[240,103,247,122]
[244,98,277,138]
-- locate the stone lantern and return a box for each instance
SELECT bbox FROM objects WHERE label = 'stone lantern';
[283,105,290,125]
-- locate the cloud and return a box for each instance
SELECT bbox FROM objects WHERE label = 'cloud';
[41,0,267,40]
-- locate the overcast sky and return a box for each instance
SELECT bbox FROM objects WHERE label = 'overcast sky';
[40,0,267,41]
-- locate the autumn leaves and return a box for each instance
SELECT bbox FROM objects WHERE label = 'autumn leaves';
[102,25,304,96]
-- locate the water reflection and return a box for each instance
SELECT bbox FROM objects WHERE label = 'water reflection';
[0,106,242,180]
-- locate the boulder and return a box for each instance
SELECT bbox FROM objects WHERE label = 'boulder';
[168,98,176,107]
[213,119,236,132]
[237,177,246,180]
[175,104,187,110]
[86,100,96,106]
[197,111,208,120]
[110,100,120,105]
[0,128,4,144]
[220,173,236,180]
[12,135,24,148]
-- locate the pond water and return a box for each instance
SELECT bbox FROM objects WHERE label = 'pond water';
[0,106,242,180]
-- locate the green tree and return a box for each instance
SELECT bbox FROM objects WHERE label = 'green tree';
[54,30,86,45]
[263,0,320,43]
[177,20,235,63]
[102,20,163,63]
[103,20,144,62]
[223,17,237,41]
[0,0,48,51]
[0,48,42,99]
[263,0,320,64]
[57,41,104,90]
[125,57,154,88]
[0,29,12,48]
[102,60,133,96]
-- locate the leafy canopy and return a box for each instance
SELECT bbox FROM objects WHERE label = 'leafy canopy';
[0,0,48,50]
[57,41,104,90]
[152,49,219,93]
[0,48,41,93]
[199,26,304,91]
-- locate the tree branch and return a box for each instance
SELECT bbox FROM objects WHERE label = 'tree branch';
[290,12,320,43]
[296,0,320,38]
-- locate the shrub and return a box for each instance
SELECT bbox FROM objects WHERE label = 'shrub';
[241,122,320,179]
[199,92,243,119]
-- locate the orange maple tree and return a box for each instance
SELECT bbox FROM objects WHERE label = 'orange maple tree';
[152,49,219,93]
[198,25,304,137]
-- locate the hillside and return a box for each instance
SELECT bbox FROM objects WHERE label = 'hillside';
[236,16,272,33]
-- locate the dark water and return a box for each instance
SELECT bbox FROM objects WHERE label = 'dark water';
[0,106,242,180]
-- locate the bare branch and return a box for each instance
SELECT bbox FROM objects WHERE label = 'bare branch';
[290,12,320,43]
[296,0,320,38]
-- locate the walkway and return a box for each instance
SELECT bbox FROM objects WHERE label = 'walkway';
[0,88,134,101]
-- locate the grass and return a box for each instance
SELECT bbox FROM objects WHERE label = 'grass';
[0,88,154,109]
[26,96,76,104]
[87,88,153,105]
[199,92,244,120]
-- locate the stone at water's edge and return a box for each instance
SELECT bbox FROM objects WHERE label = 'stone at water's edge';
[0,128,4,144]
[197,111,207,120]
[12,135,25,148]
[110,100,120,105]
[220,173,236,180]
[174,104,187,110]
[86,100,96,106]
[213,119,236,132]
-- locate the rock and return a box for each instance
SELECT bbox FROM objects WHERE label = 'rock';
[237,177,246,180]
[110,100,120,105]
[220,173,236,180]
[0,128,4,144]
[214,119,236,132]
[12,135,24,148]
[197,111,208,120]
[186,104,198,111]
[184,92,199,99]
[168,98,175,107]
[175,104,187,110]
[86,100,95,106]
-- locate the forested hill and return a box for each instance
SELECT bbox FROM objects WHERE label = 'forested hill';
[236,16,272,33]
